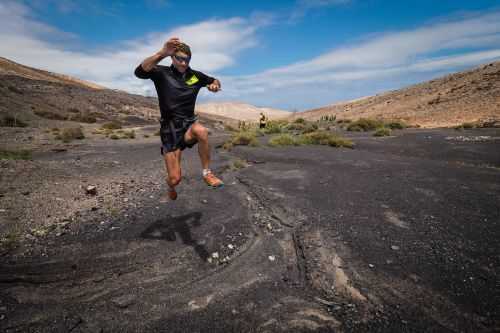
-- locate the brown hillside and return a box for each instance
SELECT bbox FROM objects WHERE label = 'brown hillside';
[293,62,500,128]
[0,57,105,90]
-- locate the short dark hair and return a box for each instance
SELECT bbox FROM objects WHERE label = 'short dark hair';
[176,42,191,57]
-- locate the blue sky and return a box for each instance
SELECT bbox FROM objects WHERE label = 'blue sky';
[1,0,500,111]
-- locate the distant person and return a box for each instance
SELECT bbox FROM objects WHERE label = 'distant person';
[134,37,223,201]
[259,112,267,129]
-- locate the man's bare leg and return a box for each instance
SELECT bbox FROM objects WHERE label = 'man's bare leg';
[184,122,209,169]
[184,122,224,187]
[160,149,182,202]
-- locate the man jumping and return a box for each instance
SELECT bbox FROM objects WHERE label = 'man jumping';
[134,37,223,201]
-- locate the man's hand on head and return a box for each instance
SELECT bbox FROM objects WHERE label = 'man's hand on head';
[207,80,221,93]
[159,37,180,57]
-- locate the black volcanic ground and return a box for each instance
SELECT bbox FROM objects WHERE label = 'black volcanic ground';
[0,127,499,332]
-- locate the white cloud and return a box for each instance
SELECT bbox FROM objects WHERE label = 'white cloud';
[1,2,500,110]
[0,1,263,94]
[214,11,500,109]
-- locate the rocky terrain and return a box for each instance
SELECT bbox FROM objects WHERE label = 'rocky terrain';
[294,62,500,128]
[0,59,499,332]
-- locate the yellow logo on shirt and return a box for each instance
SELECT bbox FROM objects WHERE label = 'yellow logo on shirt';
[186,74,199,85]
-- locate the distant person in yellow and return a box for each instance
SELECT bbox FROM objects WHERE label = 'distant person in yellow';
[134,37,223,201]
[259,112,267,129]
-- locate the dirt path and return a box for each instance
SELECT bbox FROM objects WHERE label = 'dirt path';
[1,129,499,332]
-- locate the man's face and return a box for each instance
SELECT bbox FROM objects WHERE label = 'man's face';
[172,51,190,73]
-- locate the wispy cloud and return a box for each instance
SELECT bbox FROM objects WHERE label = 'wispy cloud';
[1,1,499,110]
[290,0,351,21]
[213,11,500,109]
[0,1,265,95]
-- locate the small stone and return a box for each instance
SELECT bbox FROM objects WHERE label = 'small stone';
[391,245,400,251]
[266,223,273,231]
[207,257,213,263]
[123,198,129,203]
[212,252,219,259]
[368,264,375,268]
[228,244,235,250]
[202,199,208,204]
[268,255,276,262]
[22,191,30,196]
[86,186,97,195]
[0,314,4,320]
[0,209,6,213]
[111,294,136,308]
[231,309,238,315]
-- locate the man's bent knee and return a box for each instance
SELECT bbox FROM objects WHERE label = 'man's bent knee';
[193,125,208,141]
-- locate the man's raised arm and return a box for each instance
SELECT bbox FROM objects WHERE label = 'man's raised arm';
[134,37,180,79]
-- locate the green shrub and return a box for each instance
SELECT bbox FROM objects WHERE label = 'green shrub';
[347,118,384,131]
[0,231,21,252]
[223,130,259,150]
[110,134,120,140]
[374,127,391,137]
[224,124,238,132]
[299,131,353,148]
[232,159,248,169]
[60,127,85,142]
[268,134,299,146]
[231,131,258,146]
[101,121,122,130]
[143,134,150,138]
[294,118,306,124]
[0,115,28,127]
[0,149,32,160]
[264,120,288,134]
[462,122,475,129]
[285,123,306,131]
[301,123,318,134]
[346,124,363,131]
[68,111,97,123]
[386,121,407,130]
[122,130,135,139]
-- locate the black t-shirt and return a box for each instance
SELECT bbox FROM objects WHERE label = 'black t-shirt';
[134,64,215,120]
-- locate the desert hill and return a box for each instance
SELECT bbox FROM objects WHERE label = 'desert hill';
[196,102,290,122]
[0,57,106,90]
[293,62,500,128]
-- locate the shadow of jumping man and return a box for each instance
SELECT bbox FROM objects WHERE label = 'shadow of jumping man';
[140,212,209,261]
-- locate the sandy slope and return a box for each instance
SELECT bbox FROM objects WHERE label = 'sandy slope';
[196,102,291,122]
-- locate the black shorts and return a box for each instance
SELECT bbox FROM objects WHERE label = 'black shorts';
[159,116,198,154]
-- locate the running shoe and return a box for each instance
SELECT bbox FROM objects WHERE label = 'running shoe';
[203,172,224,188]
